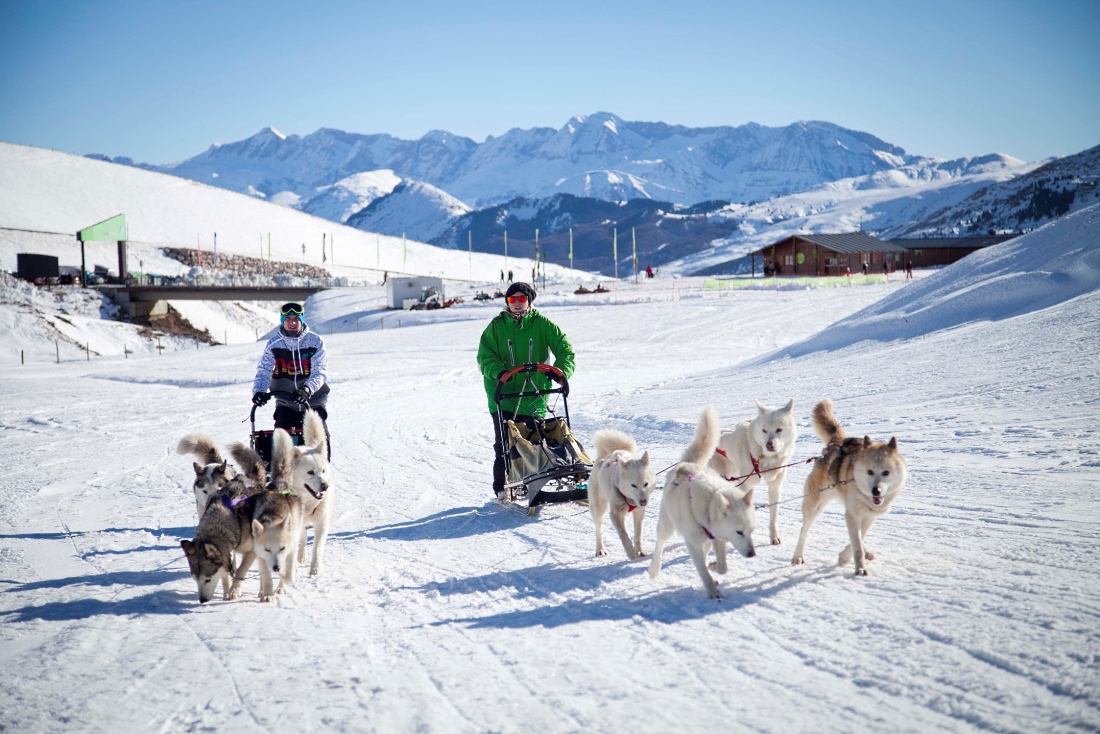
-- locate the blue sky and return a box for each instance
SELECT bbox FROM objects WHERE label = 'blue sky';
[1,0,1097,165]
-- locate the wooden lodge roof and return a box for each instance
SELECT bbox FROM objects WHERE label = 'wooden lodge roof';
[888,234,1018,250]
[749,233,909,256]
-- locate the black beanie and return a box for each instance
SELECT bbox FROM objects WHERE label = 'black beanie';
[505,282,536,303]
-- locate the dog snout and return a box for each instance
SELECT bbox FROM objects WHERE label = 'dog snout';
[747,547,756,558]
[766,440,775,452]
[871,486,881,497]
[639,497,648,507]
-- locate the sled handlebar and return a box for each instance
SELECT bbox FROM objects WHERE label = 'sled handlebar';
[494,363,569,403]
[249,390,307,426]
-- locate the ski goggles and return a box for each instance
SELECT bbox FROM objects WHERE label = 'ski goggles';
[280,303,304,317]
[506,294,528,304]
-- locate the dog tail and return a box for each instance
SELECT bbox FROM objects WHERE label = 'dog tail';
[592,429,637,459]
[228,442,267,487]
[268,428,296,485]
[302,409,328,457]
[682,405,720,465]
[812,399,846,446]
[177,434,221,465]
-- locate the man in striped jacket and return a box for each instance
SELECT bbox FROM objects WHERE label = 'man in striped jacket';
[252,302,331,443]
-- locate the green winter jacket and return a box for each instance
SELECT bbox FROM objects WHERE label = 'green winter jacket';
[477,307,575,415]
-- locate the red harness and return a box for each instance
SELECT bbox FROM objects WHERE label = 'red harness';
[715,448,762,483]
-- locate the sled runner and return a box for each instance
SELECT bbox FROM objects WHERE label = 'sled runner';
[494,363,592,511]
[249,391,305,469]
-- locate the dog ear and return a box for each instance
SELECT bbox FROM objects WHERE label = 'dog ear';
[180,539,196,556]
[203,543,221,562]
[641,450,650,466]
[193,462,203,476]
[252,519,264,537]
[755,400,767,413]
[783,399,794,413]
[743,488,754,507]
[863,436,872,448]
[888,437,897,450]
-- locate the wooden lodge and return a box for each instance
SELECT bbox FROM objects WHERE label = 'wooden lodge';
[887,235,1018,269]
[749,233,909,276]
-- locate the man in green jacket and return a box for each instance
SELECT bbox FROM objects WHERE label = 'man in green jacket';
[477,282,575,499]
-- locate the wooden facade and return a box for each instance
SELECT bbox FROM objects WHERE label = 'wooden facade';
[888,235,1017,269]
[750,234,910,276]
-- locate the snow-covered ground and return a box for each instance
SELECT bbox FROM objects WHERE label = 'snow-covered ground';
[1,205,1097,732]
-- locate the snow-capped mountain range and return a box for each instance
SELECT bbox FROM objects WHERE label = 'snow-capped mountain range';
[98,113,915,209]
[81,114,1098,276]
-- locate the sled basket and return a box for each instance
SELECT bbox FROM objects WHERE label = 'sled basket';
[494,363,591,508]
[248,392,307,469]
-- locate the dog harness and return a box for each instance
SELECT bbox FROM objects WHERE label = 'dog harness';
[685,477,716,540]
[616,488,638,513]
[221,494,248,509]
[714,448,762,484]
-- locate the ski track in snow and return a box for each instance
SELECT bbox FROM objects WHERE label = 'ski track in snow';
[1,276,1098,732]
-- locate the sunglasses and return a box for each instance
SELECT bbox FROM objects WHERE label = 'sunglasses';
[506,295,528,304]
[281,303,304,317]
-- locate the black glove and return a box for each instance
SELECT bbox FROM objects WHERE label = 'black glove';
[295,386,313,405]
[252,391,270,407]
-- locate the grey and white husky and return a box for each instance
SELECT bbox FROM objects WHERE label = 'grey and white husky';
[708,400,797,545]
[180,481,258,604]
[790,399,908,576]
[588,429,656,559]
[177,434,238,519]
[649,405,756,599]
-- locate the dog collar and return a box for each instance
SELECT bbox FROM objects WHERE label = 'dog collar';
[616,488,638,512]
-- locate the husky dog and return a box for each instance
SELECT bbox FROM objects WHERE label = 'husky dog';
[249,429,306,601]
[177,434,238,519]
[233,409,333,576]
[708,400,797,546]
[791,399,908,576]
[588,429,656,559]
[180,481,257,603]
[649,406,756,598]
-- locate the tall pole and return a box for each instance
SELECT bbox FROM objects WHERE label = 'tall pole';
[376,233,380,267]
[504,230,508,273]
[632,227,637,283]
[568,227,573,271]
[402,232,407,266]
[535,228,540,282]
[613,227,618,280]
[468,231,472,279]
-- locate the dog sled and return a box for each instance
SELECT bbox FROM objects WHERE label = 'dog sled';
[249,390,307,469]
[494,363,592,512]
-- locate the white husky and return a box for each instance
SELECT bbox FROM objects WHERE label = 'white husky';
[708,400,797,545]
[249,429,305,601]
[588,429,656,559]
[177,434,237,519]
[233,409,334,576]
[649,405,756,598]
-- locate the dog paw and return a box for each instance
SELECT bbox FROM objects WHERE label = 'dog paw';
[771,536,782,546]
[310,565,321,576]
[636,549,648,558]
[595,548,607,557]
[259,594,274,603]
[854,568,868,577]
[706,588,723,599]
[791,556,804,566]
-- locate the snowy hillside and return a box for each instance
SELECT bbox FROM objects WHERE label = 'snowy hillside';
[667,153,1044,275]
[300,169,403,223]
[901,144,1100,237]
[1,199,1097,731]
[0,142,581,285]
[346,180,472,243]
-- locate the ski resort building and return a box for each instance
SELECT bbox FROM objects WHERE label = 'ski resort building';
[887,235,1018,269]
[748,233,910,276]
